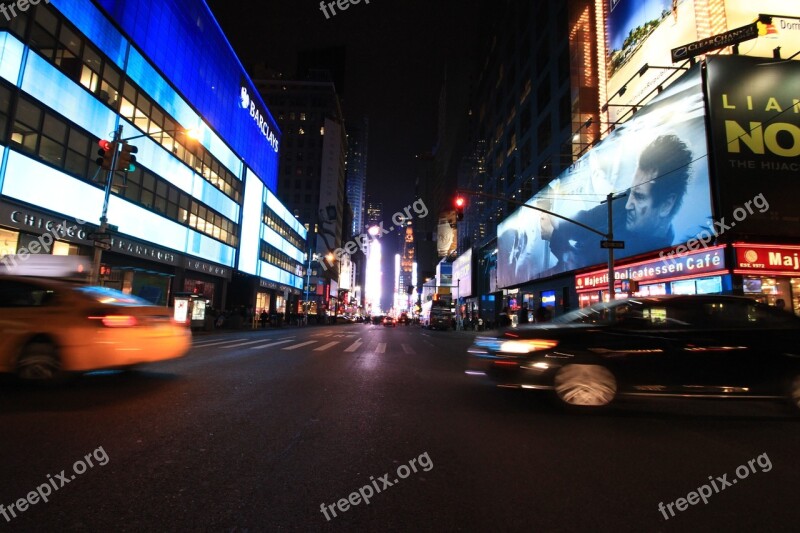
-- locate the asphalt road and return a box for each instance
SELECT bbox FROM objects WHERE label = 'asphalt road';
[1,323,798,532]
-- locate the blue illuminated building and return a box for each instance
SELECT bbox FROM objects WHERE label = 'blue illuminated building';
[0,0,306,315]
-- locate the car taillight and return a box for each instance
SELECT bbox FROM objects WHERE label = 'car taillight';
[89,314,139,327]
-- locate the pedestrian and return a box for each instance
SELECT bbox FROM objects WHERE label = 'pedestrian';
[499,307,512,328]
[518,304,530,325]
[259,309,268,328]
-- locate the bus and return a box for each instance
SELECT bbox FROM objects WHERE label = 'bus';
[422,300,453,330]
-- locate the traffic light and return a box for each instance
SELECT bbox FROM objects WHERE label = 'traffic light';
[116,141,138,172]
[454,196,466,221]
[96,140,116,170]
[99,264,112,277]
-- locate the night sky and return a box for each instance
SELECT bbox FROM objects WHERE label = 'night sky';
[204,0,492,309]
[205,0,490,213]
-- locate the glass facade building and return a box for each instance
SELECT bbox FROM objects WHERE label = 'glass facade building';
[0,0,305,313]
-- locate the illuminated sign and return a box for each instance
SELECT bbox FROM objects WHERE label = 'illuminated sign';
[706,56,800,238]
[498,67,711,288]
[240,83,279,153]
[671,23,759,62]
[575,246,726,291]
[734,244,800,274]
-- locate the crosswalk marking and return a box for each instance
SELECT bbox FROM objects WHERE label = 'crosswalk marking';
[314,341,340,352]
[376,342,387,354]
[224,338,281,349]
[283,340,318,351]
[401,344,414,354]
[192,338,247,348]
[345,339,363,352]
[249,339,295,350]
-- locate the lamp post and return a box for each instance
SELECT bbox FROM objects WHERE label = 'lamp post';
[90,125,202,285]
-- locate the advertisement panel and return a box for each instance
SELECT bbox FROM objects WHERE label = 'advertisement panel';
[604,0,800,125]
[734,244,800,275]
[436,210,457,257]
[497,66,712,288]
[705,55,800,238]
[453,249,473,298]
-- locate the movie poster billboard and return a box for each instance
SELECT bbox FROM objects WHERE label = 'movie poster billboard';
[705,55,800,238]
[604,0,800,125]
[497,65,712,288]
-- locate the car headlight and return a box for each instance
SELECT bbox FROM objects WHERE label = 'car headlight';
[498,339,559,354]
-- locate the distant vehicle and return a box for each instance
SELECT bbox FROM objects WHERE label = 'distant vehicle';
[425,304,453,331]
[382,316,396,327]
[467,295,800,412]
[372,315,384,325]
[0,276,190,382]
[397,313,410,326]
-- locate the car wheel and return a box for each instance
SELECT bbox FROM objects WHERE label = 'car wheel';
[16,341,63,382]
[554,364,617,408]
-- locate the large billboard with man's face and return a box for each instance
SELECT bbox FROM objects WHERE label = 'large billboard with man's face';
[497,66,712,288]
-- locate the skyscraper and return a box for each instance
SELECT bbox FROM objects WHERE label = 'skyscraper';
[346,117,369,237]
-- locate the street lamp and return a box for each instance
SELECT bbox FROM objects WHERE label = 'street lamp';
[90,125,201,285]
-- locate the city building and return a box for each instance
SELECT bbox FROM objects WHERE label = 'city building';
[486,1,800,318]
[0,0,305,317]
[346,116,368,237]
[256,77,347,316]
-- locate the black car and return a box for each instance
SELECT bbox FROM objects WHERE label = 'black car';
[467,295,800,411]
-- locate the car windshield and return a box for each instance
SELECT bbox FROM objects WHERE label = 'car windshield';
[75,286,152,306]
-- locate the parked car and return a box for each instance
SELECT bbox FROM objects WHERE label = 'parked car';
[0,276,191,382]
[467,295,800,412]
[382,316,397,327]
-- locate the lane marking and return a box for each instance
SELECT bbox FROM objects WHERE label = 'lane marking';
[314,341,340,352]
[345,339,363,352]
[376,342,387,354]
[401,344,414,354]
[224,338,284,349]
[192,338,248,348]
[283,340,318,351]
[248,339,296,350]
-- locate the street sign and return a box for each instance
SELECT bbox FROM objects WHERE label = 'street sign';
[93,240,111,251]
[87,232,111,241]
[600,240,625,249]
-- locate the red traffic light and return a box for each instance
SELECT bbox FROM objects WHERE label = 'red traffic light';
[98,139,112,151]
[455,197,465,208]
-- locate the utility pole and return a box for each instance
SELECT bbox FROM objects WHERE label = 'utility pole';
[91,124,123,285]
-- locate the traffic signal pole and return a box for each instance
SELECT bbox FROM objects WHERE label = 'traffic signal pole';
[91,124,123,285]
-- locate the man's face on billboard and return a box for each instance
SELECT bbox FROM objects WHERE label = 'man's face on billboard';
[625,167,663,234]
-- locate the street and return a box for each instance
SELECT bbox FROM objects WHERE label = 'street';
[1,324,798,532]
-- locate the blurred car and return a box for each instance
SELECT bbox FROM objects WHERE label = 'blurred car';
[397,313,410,326]
[0,276,191,382]
[467,295,800,412]
[382,316,396,327]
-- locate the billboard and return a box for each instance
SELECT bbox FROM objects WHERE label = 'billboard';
[705,55,800,238]
[497,66,712,288]
[604,0,800,125]
[436,210,458,257]
[453,249,473,298]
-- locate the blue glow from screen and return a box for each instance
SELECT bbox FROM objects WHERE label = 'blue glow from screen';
[0,32,24,85]
[59,0,281,190]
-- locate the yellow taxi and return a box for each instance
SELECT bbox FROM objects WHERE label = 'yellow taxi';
[0,275,191,381]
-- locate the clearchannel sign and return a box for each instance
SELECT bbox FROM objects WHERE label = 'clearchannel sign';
[239,82,279,153]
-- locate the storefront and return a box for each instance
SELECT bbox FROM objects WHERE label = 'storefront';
[733,243,800,317]
[575,245,731,306]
